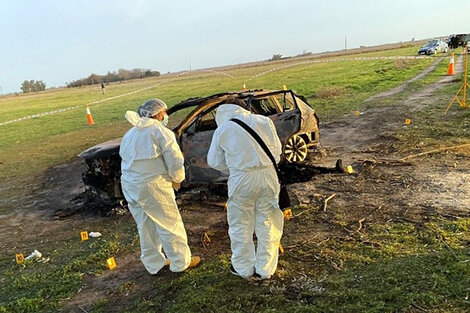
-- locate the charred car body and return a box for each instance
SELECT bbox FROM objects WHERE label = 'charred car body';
[78,89,320,203]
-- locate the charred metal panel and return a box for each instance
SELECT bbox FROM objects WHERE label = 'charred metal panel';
[269,109,302,145]
[78,138,121,160]
[180,129,228,185]
[295,98,320,146]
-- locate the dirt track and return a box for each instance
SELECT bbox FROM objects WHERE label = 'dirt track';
[1,52,470,312]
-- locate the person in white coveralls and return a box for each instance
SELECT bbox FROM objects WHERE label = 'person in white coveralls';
[119,99,200,275]
[207,100,284,280]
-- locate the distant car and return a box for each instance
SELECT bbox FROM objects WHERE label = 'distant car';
[78,89,320,201]
[418,39,448,55]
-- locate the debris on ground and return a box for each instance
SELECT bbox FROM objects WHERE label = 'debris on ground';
[25,249,42,260]
[279,159,349,184]
[89,232,102,238]
[322,193,337,212]
[203,232,211,247]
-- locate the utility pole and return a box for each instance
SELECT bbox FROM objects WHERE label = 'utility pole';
[345,36,347,50]
[189,59,192,72]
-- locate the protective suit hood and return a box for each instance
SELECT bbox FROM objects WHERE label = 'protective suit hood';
[215,104,250,126]
[125,111,160,129]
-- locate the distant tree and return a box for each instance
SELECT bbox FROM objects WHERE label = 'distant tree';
[270,54,282,61]
[34,80,46,91]
[20,80,46,93]
[118,68,131,81]
[20,80,31,93]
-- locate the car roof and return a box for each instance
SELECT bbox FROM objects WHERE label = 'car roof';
[169,89,293,135]
[167,89,283,115]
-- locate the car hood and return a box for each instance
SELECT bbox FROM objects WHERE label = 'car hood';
[78,137,122,159]
[215,104,251,126]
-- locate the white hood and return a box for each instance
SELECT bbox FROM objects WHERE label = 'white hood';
[215,104,250,126]
[125,111,160,129]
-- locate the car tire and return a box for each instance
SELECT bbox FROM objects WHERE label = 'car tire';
[284,135,308,163]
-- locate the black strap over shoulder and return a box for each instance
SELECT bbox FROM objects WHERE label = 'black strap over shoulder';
[230,118,291,210]
[230,118,281,181]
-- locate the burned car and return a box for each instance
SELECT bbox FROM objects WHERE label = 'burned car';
[78,89,320,202]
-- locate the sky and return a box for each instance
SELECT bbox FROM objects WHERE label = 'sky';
[0,0,469,94]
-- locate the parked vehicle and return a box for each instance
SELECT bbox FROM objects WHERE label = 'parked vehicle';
[78,89,320,202]
[418,39,448,55]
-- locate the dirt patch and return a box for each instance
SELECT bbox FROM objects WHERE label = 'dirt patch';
[0,160,90,255]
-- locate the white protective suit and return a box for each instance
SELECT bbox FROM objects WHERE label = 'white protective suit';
[207,104,284,278]
[119,111,191,274]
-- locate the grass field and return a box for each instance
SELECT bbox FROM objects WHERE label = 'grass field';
[1,43,470,313]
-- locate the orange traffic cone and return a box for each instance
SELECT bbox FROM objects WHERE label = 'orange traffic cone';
[86,105,95,125]
[242,81,246,91]
[447,53,455,76]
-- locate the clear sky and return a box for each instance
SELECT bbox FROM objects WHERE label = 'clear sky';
[1,0,468,94]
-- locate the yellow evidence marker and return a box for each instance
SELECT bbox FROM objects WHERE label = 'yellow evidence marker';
[15,254,25,264]
[106,257,117,269]
[355,111,361,116]
[404,119,412,125]
[283,209,293,220]
[347,165,354,174]
[80,231,89,241]
[279,243,284,254]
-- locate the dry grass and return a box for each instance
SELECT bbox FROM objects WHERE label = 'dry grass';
[393,59,414,69]
[314,86,350,99]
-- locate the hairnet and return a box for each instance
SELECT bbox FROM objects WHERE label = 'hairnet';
[137,99,168,118]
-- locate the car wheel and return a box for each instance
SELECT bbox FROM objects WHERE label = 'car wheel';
[433,50,437,55]
[284,135,308,163]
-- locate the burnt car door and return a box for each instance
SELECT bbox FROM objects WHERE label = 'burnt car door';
[179,105,227,185]
[249,92,301,146]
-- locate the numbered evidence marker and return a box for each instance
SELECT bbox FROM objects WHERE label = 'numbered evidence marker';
[405,119,412,125]
[283,209,293,220]
[80,231,89,241]
[15,254,25,264]
[106,257,117,269]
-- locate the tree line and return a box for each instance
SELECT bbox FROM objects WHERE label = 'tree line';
[20,80,46,93]
[66,68,161,88]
